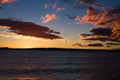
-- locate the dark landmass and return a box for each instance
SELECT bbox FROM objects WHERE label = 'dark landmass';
[0,47,120,51]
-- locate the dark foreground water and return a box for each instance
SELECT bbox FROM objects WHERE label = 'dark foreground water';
[0,49,120,80]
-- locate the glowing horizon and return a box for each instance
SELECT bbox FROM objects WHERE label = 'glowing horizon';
[0,0,120,49]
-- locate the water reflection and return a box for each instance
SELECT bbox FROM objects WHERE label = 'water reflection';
[11,76,39,80]
[3,75,61,80]
[0,50,120,80]
[13,65,37,70]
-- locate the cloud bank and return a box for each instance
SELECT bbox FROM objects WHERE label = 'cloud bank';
[88,43,104,47]
[0,19,62,39]
[65,1,120,42]
[78,6,120,42]
[65,0,120,47]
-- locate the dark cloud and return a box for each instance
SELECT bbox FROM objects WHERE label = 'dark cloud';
[74,0,99,8]
[0,19,63,39]
[107,6,120,14]
[106,43,120,46]
[78,33,91,39]
[78,6,120,42]
[86,7,95,15]
[78,33,109,41]
[83,36,109,41]
[66,14,77,20]
[62,0,98,9]
[89,28,112,36]
[106,45,112,47]
[73,42,104,47]
[77,0,98,5]
[88,43,104,47]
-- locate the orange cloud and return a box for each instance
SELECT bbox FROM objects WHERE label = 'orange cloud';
[0,0,16,4]
[74,16,81,24]
[41,13,58,23]
[0,0,16,8]
[42,2,65,23]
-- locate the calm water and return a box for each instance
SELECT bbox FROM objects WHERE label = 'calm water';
[0,49,120,80]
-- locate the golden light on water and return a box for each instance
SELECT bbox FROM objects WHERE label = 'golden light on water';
[11,77,39,80]
[8,76,57,80]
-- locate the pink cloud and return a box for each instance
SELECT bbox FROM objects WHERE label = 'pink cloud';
[74,16,81,24]
[42,2,65,24]
[41,13,58,23]
[44,2,66,13]
[81,7,120,42]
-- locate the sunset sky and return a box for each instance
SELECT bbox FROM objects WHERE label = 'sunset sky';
[0,0,120,49]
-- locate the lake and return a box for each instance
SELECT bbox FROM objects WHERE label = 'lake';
[0,49,120,80]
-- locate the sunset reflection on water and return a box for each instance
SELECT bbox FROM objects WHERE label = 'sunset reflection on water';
[11,76,39,80]
[0,75,58,80]
[0,50,120,80]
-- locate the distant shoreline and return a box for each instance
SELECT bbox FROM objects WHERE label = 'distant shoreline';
[0,47,120,51]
